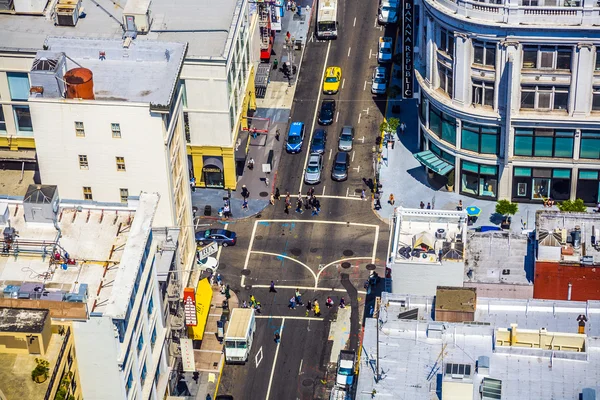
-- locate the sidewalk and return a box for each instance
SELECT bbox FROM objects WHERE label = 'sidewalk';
[191,4,312,222]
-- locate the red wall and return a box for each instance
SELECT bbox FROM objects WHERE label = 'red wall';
[534,261,600,301]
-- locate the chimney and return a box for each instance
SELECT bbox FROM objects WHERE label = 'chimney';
[577,314,588,334]
[568,282,572,301]
[509,323,518,346]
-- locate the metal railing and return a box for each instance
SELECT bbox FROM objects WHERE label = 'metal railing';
[43,327,71,400]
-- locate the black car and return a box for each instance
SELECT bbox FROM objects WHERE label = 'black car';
[318,99,336,125]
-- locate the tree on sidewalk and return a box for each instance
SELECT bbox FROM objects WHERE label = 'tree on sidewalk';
[557,198,587,212]
[379,117,400,138]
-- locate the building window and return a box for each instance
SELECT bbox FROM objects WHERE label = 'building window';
[439,28,455,57]
[429,142,456,164]
[514,128,574,158]
[438,64,453,98]
[116,156,126,171]
[120,188,129,203]
[0,107,6,132]
[593,87,600,111]
[460,161,498,199]
[13,105,33,132]
[229,105,235,132]
[78,154,89,169]
[83,187,93,201]
[576,170,600,205]
[7,72,30,101]
[147,297,154,316]
[126,371,133,394]
[461,123,499,154]
[522,45,572,70]
[137,334,144,353]
[141,362,147,386]
[473,40,495,67]
[580,130,600,159]
[111,123,121,138]
[74,121,85,137]
[151,326,157,348]
[512,167,571,201]
[520,85,569,111]
[428,105,456,146]
[472,80,495,108]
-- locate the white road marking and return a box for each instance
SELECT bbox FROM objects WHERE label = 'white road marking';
[299,41,332,194]
[369,49,372,59]
[359,136,365,143]
[365,107,370,115]
[265,319,285,400]
[316,256,375,281]
[372,225,380,263]
[328,148,333,160]
[358,113,361,124]
[322,185,326,196]
[256,346,264,367]
[299,359,304,374]
[259,219,379,228]
[342,78,345,89]
[252,285,368,295]
[353,17,356,27]
[379,25,383,31]
[386,218,394,266]
[353,165,361,173]
[363,80,367,91]
[256,315,325,320]
[347,47,351,57]
[335,111,339,123]
[251,250,318,285]
[374,18,378,28]
[346,187,349,197]
[351,151,355,162]
[241,221,259,287]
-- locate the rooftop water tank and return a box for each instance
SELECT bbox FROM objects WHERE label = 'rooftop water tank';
[65,68,95,100]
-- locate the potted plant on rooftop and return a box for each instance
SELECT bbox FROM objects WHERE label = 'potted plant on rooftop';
[495,199,518,230]
[31,358,49,384]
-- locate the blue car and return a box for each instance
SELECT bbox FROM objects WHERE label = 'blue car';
[310,129,327,154]
[286,122,305,153]
[195,229,237,247]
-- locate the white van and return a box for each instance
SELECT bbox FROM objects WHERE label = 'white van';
[224,308,256,364]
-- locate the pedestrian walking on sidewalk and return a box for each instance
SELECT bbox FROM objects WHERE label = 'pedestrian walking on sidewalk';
[295,289,303,305]
[242,198,249,210]
[255,302,262,314]
[457,200,463,211]
[361,189,366,200]
[400,122,406,135]
[388,193,395,205]
[241,185,250,199]
[297,192,302,202]
[275,129,281,141]
[286,31,291,41]
[247,157,255,170]
[270,193,275,205]
[284,202,290,214]
[216,274,223,287]
[273,58,278,71]
[286,191,291,203]
[275,187,281,200]
[289,296,296,309]
[269,281,277,293]
[286,0,291,10]
[311,205,319,216]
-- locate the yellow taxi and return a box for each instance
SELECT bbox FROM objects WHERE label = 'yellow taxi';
[323,66,342,94]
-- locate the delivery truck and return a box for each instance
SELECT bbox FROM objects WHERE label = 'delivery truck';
[224,308,256,364]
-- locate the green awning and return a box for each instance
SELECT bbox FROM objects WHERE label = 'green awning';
[413,150,454,175]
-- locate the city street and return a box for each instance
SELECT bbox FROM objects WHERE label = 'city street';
[213,0,396,398]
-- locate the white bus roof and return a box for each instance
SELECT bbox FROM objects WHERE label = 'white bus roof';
[225,308,254,339]
[318,0,337,23]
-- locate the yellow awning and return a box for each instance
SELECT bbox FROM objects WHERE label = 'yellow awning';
[188,278,213,340]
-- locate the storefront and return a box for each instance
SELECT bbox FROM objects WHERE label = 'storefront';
[460,161,498,199]
[202,156,225,188]
[512,167,571,202]
[576,170,600,205]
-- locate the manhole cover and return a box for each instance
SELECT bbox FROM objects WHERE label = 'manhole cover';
[310,248,319,253]
[244,285,252,290]
[341,262,351,269]
[301,379,314,387]
[255,235,264,240]
[241,269,251,276]
[366,264,377,271]
[259,191,269,197]
[343,249,354,257]
[290,248,302,256]
[354,188,363,194]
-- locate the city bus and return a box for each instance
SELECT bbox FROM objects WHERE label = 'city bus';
[316,0,338,39]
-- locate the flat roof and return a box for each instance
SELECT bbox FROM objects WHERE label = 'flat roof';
[0,307,48,333]
[435,287,476,313]
[0,0,242,59]
[358,292,600,399]
[152,227,180,283]
[36,36,187,106]
[465,231,532,285]
[73,317,127,399]
[105,192,159,320]
[0,202,133,314]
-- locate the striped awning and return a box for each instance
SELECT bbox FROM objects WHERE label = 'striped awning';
[413,150,454,176]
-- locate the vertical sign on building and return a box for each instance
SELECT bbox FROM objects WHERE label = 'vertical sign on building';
[184,287,197,327]
[402,0,415,99]
[180,338,196,372]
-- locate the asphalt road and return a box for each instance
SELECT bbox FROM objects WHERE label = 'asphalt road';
[214,1,398,398]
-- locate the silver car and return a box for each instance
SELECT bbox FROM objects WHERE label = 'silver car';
[304,152,323,184]
[338,126,355,151]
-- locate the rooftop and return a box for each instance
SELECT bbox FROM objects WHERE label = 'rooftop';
[465,230,533,285]
[31,36,187,106]
[435,287,476,313]
[0,0,242,59]
[0,201,133,315]
[0,307,49,333]
[357,292,600,399]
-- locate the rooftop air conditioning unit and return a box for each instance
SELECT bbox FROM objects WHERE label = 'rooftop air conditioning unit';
[54,0,81,27]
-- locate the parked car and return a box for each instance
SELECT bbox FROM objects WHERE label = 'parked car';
[331,152,350,181]
[378,0,399,24]
[310,129,328,154]
[377,37,393,63]
[323,66,342,94]
[286,121,305,153]
[371,66,387,95]
[338,126,355,151]
[304,152,324,184]
[318,99,336,125]
[195,229,237,247]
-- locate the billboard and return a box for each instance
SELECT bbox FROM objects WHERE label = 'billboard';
[184,287,197,326]
[402,0,415,99]
[180,338,195,372]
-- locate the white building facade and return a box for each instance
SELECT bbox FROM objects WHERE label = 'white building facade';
[415,0,600,204]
